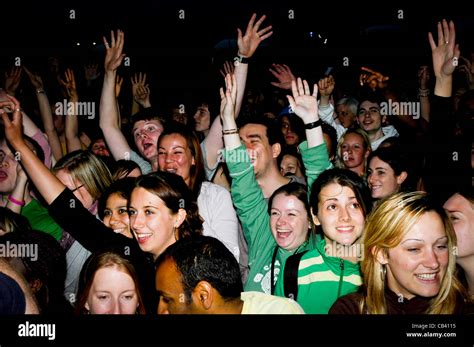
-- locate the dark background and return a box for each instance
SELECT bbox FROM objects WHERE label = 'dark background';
[1,1,473,119]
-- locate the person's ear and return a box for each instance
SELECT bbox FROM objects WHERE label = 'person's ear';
[364,149,371,160]
[84,302,90,311]
[174,209,187,228]
[396,171,408,185]
[311,209,321,226]
[271,142,281,159]
[30,279,43,294]
[192,281,214,311]
[373,247,388,265]
[381,114,387,126]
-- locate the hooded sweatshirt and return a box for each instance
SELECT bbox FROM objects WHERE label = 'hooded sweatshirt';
[275,237,362,314]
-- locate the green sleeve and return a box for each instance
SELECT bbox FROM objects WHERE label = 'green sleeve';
[299,141,333,190]
[225,145,275,251]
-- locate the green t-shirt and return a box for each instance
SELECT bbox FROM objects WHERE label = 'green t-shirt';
[22,199,62,241]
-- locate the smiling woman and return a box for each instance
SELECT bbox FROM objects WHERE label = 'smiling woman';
[330,191,470,314]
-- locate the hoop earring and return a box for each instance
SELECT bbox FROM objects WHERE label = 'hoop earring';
[380,264,387,280]
[174,226,179,241]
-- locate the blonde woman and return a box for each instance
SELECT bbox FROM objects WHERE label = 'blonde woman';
[335,128,371,178]
[330,191,470,314]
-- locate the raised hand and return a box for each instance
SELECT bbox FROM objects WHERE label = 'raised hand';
[220,61,235,79]
[131,72,151,107]
[58,69,78,102]
[318,75,335,97]
[269,63,295,90]
[237,13,273,58]
[115,75,123,98]
[0,94,24,147]
[4,67,22,96]
[103,30,126,73]
[219,73,237,122]
[23,67,44,90]
[359,66,389,91]
[428,19,460,79]
[84,63,100,81]
[287,78,319,124]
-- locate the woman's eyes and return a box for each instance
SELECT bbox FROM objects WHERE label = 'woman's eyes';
[97,295,109,301]
[118,208,128,214]
[351,203,361,209]
[327,205,337,211]
[144,209,154,215]
[129,210,137,216]
[103,210,112,216]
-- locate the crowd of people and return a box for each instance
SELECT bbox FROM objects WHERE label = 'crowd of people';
[0,13,473,316]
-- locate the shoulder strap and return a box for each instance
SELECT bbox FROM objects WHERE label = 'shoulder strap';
[284,250,308,300]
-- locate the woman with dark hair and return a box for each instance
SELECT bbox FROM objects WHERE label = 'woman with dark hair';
[275,168,372,313]
[129,172,204,258]
[156,122,240,260]
[367,147,415,204]
[76,251,146,314]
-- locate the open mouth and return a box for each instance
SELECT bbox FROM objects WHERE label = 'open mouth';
[336,226,354,233]
[136,233,152,244]
[415,273,438,282]
[0,171,7,181]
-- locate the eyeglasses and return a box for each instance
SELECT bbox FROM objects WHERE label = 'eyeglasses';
[71,184,84,193]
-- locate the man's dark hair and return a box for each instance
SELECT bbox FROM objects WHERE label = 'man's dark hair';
[156,235,242,304]
[236,114,284,146]
[130,107,165,129]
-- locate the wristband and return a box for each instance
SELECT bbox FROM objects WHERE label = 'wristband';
[223,128,239,135]
[304,119,323,130]
[8,195,25,206]
[418,88,430,98]
[237,55,250,64]
[36,89,45,94]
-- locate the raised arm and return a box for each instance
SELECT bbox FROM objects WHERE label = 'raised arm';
[99,29,133,160]
[205,14,273,171]
[59,68,82,153]
[287,78,323,149]
[4,67,22,97]
[1,96,64,204]
[428,19,460,97]
[23,67,63,161]
[269,63,295,90]
[288,78,331,188]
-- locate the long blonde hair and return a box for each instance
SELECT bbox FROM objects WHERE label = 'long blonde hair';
[360,191,463,314]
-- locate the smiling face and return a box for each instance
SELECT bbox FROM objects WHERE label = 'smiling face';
[158,134,195,187]
[368,156,406,200]
[443,193,474,259]
[103,193,132,238]
[0,140,19,196]
[357,101,384,134]
[380,211,449,300]
[132,119,164,161]
[85,265,139,314]
[314,183,365,247]
[239,123,279,178]
[129,187,178,259]
[270,193,310,251]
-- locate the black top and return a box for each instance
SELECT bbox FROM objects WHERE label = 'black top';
[48,188,157,313]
